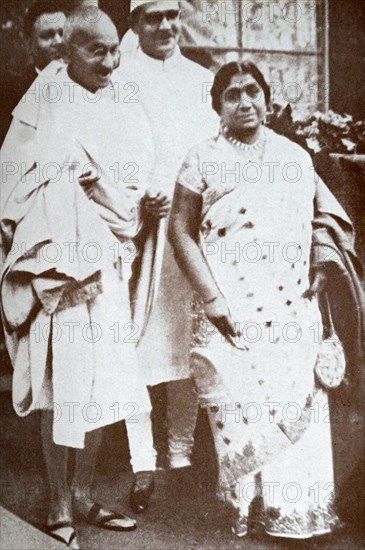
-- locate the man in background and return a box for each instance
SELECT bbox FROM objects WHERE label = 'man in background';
[0,0,66,144]
[24,0,65,75]
[116,0,219,501]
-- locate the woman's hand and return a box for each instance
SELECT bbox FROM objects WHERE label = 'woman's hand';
[79,167,100,199]
[144,188,171,219]
[168,184,244,346]
[204,294,238,340]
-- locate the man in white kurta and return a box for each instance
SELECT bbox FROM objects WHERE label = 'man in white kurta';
[1,11,156,541]
[116,0,219,471]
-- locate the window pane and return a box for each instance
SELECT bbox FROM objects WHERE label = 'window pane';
[241,0,318,52]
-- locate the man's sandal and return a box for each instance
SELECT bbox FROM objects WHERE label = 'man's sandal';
[45,521,80,549]
[85,503,137,532]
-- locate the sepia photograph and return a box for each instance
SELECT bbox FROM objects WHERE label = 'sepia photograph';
[0,1,364,549]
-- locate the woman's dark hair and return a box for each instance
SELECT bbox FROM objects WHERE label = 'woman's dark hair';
[211,61,271,115]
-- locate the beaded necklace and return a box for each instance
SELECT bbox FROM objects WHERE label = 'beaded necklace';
[222,125,268,166]
[222,124,267,151]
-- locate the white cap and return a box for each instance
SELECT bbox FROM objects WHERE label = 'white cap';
[130,0,179,14]
[77,0,99,5]
[130,0,158,14]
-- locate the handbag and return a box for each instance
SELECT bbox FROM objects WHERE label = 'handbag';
[314,294,346,389]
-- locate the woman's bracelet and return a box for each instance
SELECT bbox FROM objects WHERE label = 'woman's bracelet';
[203,295,218,305]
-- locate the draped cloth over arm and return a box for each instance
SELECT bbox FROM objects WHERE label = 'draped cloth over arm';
[0,69,155,448]
[312,176,365,496]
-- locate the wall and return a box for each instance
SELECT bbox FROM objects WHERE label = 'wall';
[180,0,326,116]
[328,0,365,119]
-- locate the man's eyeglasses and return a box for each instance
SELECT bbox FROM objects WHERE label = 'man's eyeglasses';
[142,10,180,26]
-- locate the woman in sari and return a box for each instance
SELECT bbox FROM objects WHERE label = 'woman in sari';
[168,61,345,539]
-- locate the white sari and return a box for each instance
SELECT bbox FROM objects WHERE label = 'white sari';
[177,128,341,538]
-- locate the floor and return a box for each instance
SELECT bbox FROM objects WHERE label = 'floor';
[1,391,364,550]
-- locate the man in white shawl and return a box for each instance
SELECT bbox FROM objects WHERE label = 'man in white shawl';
[1,10,156,547]
[116,0,219,481]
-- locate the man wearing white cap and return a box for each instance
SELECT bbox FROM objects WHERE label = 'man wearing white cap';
[116,0,219,495]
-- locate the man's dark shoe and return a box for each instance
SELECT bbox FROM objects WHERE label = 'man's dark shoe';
[129,471,155,514]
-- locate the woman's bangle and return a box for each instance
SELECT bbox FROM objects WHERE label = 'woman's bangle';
[203,295,218,305]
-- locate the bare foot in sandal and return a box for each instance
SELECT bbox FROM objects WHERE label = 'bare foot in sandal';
[73,497,137,532]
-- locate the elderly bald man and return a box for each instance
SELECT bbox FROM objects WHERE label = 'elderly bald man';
[1,10,156,547]
[116,0,219,496]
